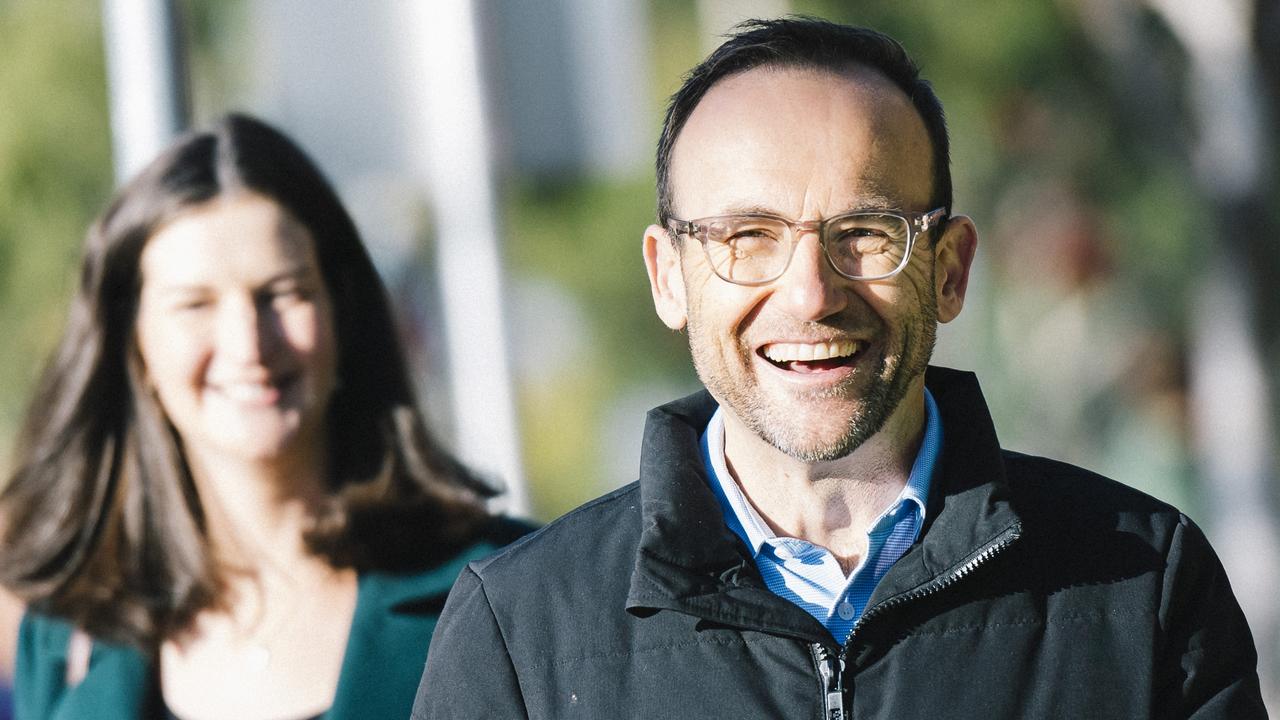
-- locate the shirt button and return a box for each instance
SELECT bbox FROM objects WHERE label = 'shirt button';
[837,601,856,620]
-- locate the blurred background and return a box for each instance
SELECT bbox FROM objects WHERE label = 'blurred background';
[2,0,1278,712]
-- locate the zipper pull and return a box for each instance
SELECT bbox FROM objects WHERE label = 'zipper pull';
[815,645,847,719]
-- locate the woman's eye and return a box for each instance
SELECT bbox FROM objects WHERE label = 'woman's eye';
[173,298,212,312]
[267,285,313,306]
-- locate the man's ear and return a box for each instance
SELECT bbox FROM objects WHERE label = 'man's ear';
[933,215,978,324]
[643,224,688,330]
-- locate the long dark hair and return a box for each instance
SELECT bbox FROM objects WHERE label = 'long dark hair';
[0,114,495,648]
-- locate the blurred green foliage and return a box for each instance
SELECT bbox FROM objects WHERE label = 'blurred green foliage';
[505,177,689,384]
[503,176,697,518]
[0,0,113,472]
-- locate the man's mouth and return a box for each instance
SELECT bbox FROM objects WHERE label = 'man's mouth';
[759,340,862,373]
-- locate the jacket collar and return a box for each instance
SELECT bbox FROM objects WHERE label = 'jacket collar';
[625,366,1021,638]
[867,367,1021,601]
[625,390,828,640]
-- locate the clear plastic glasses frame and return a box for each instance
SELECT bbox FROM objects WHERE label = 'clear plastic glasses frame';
[666,207,948,286]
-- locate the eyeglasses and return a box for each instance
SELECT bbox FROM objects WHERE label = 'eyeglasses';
[666,207,948,286]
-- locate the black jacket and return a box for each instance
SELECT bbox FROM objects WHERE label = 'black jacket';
[413,367,1265,719]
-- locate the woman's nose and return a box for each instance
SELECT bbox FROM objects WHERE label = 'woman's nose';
[215,295,270,364]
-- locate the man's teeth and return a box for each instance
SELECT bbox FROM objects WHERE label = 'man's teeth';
[762,340,861,363]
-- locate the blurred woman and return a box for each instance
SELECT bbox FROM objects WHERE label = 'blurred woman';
[0,114,525,719]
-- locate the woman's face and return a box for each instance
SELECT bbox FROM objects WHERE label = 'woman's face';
[135,192,338,468]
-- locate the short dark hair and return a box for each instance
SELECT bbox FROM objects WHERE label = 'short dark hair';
[656,17,952,224]
[0,114,494,648]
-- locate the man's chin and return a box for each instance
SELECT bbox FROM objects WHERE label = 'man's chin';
[760,421,873,463]
[746,402,872,462]
[742,377,905,460]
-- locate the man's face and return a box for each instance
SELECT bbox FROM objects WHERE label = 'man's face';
[647,65,966,462]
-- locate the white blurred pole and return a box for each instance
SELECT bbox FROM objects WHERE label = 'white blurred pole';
[396,1,528,516]
[101,0,187,184]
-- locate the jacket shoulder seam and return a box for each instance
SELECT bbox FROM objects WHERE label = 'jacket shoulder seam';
[470,482,641,575]
[471,567,533,717]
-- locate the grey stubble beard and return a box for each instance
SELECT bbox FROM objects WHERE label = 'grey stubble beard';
[688,277,938,463]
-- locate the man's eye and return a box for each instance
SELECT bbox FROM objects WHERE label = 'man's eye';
[727,222,783,240]
[843,230,892,254]
[724,230,779,252]
[728,229,775,241]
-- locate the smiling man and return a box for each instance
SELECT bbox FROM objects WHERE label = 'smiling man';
[413,18,1265,719]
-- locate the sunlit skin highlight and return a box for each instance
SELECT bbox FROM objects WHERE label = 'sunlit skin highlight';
[644,65,977,571]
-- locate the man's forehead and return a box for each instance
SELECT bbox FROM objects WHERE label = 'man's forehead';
[668,64,934,215]
[715,62,908,103]
[689,63,915,127]
[712,189,904,217]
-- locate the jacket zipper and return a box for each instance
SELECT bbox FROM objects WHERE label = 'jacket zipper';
[809,523,1023,716]
[811,643,846,719]
[851,522,1022,636]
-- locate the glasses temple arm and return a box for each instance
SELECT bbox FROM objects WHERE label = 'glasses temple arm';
[667,219,697,236]
[917,208,949,233]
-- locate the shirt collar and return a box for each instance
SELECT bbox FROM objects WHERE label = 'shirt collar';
[701,388,942,556]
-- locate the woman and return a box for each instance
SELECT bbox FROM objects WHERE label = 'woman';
[0,114,525,719]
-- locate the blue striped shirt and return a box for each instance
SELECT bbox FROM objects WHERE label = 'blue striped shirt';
[701,389,942,645]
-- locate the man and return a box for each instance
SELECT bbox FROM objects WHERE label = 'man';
[413,18,1265,719]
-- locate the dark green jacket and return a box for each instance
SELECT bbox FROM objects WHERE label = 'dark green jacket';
[16,524,528,720]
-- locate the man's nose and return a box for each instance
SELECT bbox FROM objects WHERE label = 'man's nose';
[771,232,849,321]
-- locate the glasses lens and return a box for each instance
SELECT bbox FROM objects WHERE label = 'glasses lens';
[700,216,790,284]
[824,213,910,278]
